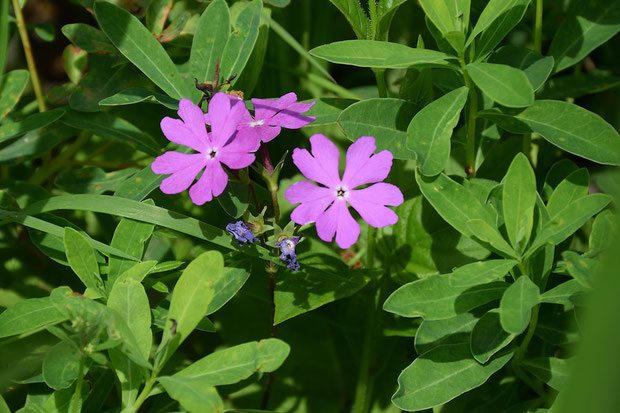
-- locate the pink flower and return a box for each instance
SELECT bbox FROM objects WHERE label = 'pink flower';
[236,92,316,143]
[151,93,259,205]
[285,134,404,249]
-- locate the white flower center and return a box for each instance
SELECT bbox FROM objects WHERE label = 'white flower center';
[286,240,295,250]
[250,119,265,127]
[334,185,349,200]
[206,147,218,159]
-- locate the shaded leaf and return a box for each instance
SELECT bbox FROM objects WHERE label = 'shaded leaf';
[499,276,540,334]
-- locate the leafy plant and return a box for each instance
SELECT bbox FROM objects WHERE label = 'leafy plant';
[0,0,619,412]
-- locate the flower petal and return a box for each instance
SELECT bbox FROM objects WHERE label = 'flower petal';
[285,181,335,225]
[316,200,360,249]
[342,136,393,188]
[348,183,404,228]
[208,93,247,147]
[269,101,316,129]
[252,92,298,121]
[188,160,229,205]
[243,125,282,144]
[158,157,206,194]
[160,117,206,152]
[151,152,205,174]
[177,98,209,143]
[291,134,341,187]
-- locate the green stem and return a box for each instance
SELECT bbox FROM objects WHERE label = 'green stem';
[366,226,376,269]
[368,0,378,40]
[534,0,543,53]
[461,63,478,176]
[70,356,85,413]
[514,304,540,366]
[133,375,157,412]
[373,69,388,99]
[11,0,46,112]
[352,297,376,413]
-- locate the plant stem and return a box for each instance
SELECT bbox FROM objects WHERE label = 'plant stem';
[514,304,540,365]
[11,0,46,112]
[534,0,543,53]
[368,0,378,40]
[373,69,388,99]
[133,375,157,412]
[352,296,377,413]
[259,143,274,175]
[461,63,478,176]
[70,356,85,413]
[366,226,376,269]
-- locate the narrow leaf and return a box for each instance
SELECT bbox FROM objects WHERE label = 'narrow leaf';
[190,0,230,84]
[0,297,66,338]
[470,310,515,363]
[503,153,536,250]
[64,227,106,295]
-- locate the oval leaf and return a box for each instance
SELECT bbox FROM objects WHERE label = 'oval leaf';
[470,310,515,363]
[466,62,534,108]
[503,153,536,250]
[499,276,540,334]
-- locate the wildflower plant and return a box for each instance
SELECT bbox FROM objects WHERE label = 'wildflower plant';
[0,0,619,412]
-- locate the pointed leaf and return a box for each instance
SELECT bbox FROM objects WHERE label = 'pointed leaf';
[449,259,518,287]
[503,153,536,250]
[190,0,230,84]
[0,108,65,144]
[64,227,106,295]
[408,86,468,176]
[0,297,66,338]
[0,70,29,120]
[499,276,540,334]
[466,62,534,108]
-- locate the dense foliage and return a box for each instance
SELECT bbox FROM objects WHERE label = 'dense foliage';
[0,0,619,412]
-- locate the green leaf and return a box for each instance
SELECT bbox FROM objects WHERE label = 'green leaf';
[173,338,290,384]
[219,0,262,86]
[303,98,356,125]
[529,194,612,253]
[309,40,454,69]
[0,208,137,261]
[190,0,230,84]
[488,46,554,91]
[449,259,517,287]
[274,260,373,324]
[328,0,369,39]
[42,341,81,390]
[537,71,620,99]
[114,166,164,201]
[158,377,223,413]
[107,209,155,290]
[483,101,620,165]
[407,86,468,176]
[21,194,273,262]
[145,0,172,36]
[392,344,513,411]
[546,168,589,218]
[418,0,457,34]
[207,265,251,315]
[549,0,620,73]
[466,219,517,259]
[563,251,600,289]
[384,273,507,320]
[0,70,29,120]
[415,171,497,239]
[522,357,571,391]
[468,0,530,58]
[108,279,152,360]
[64,227,106,296]
[470,310,515,363]
[587,210,617,257]
[55,167,138,195]
[217,180,249,219]
[338,98,417,160]
[0,0,8,73]
[61,23,115,54]
[503,153,536,250]
[466,62,534,108]
[499,276,540,334]
[109,349,142,408]
[0,297,66,338]
[94,2,194,100]
[0,108,65,144]
[414,312,480,354]
[540,279,587,308]
[114,260,158,287]
[99,87,178,110]
[155,251,224,369]
[392,196,491,279]
[62,110,160,156]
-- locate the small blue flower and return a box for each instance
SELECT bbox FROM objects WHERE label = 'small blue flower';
[276,237,301,271]
[226,221,258,246]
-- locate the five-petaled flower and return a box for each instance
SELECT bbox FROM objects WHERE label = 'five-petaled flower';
[235,92,316,144]
[151,93,260,205]
[285,134,404,249]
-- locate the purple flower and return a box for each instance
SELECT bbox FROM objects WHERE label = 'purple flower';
[285,134,404,249]
[226,221,259,246]
[151,93,260,205]
[276,236,301,271]
[236,93,316,143]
